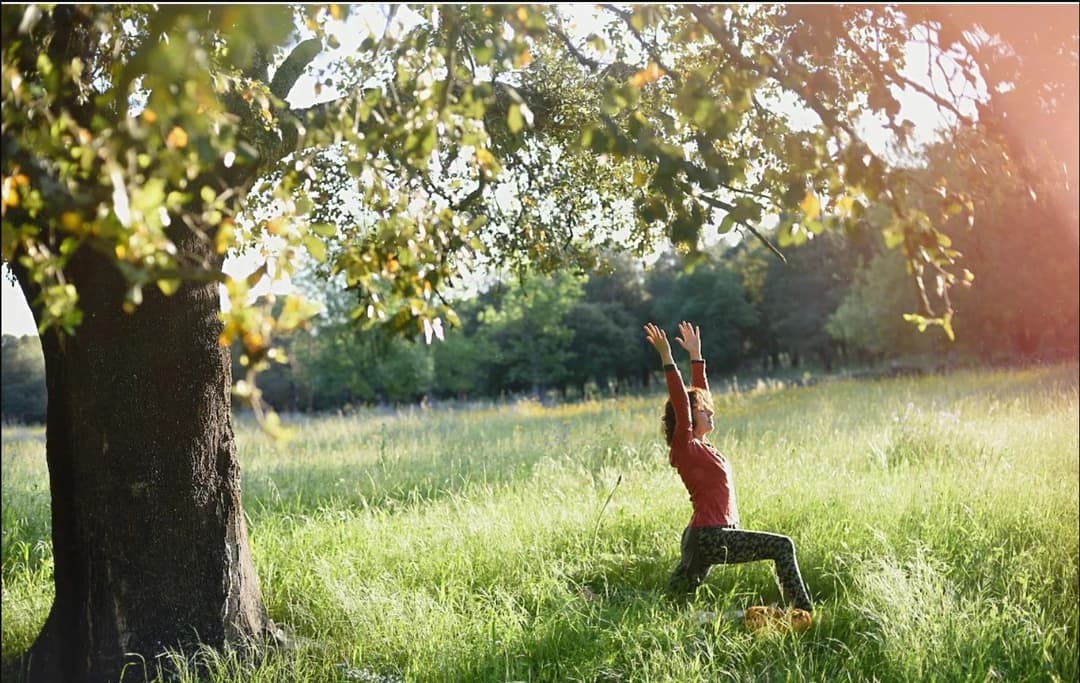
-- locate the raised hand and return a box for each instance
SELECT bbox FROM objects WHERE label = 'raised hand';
[643,322,675,365]
[675,321,703,361]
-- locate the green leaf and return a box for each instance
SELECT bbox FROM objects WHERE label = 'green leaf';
[474,44,494,65]
[157,278,181,295]
[36,53,53,77]
[805,217,826,235]
[1,223,17,262]
[419,125,437,157]
[777,220,807,247]
[311,222,336,238]
[507,103,524,134]
[584,128,610,153]
[671,213,698,247]
[883,222,905,249]
[730,197,762,224]
[303,235,327,263]
[295,196,314,215]
[59,236,81,256]
[132,179,167,219]
[902,313,930,332]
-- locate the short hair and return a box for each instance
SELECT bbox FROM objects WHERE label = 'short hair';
[662,386,713,445]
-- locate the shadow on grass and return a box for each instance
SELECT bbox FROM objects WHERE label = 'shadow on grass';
[454,559,849,682]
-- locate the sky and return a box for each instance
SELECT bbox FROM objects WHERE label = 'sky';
[2,6,976,337]
[2,265,35,336]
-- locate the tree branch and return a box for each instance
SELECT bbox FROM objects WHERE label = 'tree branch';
[696,192,787,263]
[687,5,860,141]
[601,4,681,86]
[720,181,777,206]
[838,31,975,127]
[550,22,601,71]
[269,37,322,100]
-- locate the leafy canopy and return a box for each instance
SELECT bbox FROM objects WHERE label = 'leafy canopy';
[3,4,1074,430]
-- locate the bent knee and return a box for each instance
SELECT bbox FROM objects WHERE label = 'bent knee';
[773,535,796,557]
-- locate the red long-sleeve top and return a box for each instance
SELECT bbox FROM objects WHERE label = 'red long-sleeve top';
[665,360,740,528]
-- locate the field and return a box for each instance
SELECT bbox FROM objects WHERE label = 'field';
[3,364,1078,682]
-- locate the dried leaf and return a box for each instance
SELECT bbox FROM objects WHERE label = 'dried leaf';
[165,126,188,149]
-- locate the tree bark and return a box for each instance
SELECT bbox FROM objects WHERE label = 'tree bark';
[11,235,275,683]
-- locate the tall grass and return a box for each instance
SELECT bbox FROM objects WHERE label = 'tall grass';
[3,364,1077,681]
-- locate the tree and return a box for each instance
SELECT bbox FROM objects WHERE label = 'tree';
[288,273,438,409]
[564,300,636,397]
[920,130,1080,362]
[727,239,783,373]
[761,231,860,371]
[3,4,1074,681]
[828,124,1079,366]
[582,252,655,389]
[826,247,941,362]
[650,255,759,372]
[906,5,1078,238]
[1,334,47,424]
[475,271,584,397]
[431,323,490,399]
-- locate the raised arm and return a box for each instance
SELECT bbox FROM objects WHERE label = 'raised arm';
[676,321,709,392]
[643,322,675,367]
[645,322,692,447]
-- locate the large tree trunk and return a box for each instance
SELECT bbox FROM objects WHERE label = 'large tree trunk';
[12,236,274,683]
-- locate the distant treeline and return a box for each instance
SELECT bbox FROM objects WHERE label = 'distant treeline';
[8,201,1074,424]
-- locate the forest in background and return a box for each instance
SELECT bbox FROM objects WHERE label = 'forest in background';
[5,124,1076,421]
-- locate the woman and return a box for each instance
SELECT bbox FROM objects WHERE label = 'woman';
[643,321,813,613]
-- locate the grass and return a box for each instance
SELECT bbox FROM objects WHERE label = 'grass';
[3,363,1078,681]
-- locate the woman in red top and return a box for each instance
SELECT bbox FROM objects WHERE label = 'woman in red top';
[644,321,813,612]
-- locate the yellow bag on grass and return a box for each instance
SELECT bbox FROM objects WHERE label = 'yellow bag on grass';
[744,605,812,633]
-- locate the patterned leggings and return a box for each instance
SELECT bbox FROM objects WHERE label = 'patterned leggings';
[668,526,813,612]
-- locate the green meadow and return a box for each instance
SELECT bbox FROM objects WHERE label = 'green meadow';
[3,364,1078,682]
